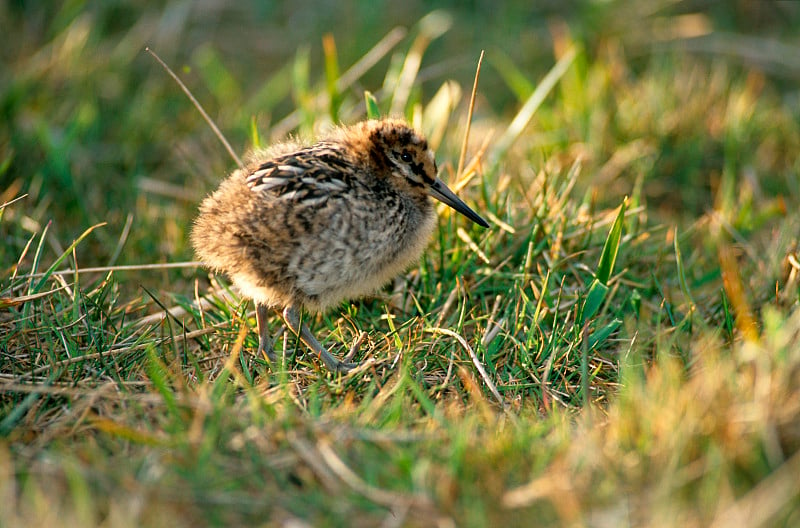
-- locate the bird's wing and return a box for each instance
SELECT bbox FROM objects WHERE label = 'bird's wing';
[245,145,353,204]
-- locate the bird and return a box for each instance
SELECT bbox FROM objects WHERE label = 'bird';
[192,117,489,374]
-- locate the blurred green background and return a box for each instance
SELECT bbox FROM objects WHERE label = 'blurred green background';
[3,0,799,271]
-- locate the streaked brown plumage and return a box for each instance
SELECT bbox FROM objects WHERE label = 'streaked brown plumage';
[192,118,488,373]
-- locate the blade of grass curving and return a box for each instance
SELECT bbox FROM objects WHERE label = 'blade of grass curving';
[26,221,50,295]
[32,222,106,295]
[491,47,577,163]
[141,285,189,339]
[429,81,461,149]
[384,307,404,352]
[426,327,504,407]
[0,391,43,437]
[11,233,36,282]
[107,212,133,267]
[70,247,80,321]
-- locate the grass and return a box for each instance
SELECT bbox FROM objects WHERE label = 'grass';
[2,1,800,526]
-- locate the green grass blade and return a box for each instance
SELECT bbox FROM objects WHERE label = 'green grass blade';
[580,278,608,326]
[144,346,179,418]
[364,91,381,119]
[579,198,626,325]
[674,227,697,310]
[249,115,261,149]
[0,369,59,436]
[581,326,589,409]
[596,199,627,285]
[26,221,50,295]
[389,10,452,115]
[193,44,240,108]
[488,49,535,102]
[404,369,437,418]
[588,318,622,350]
[0,149,13,178]
[721,288,734,341]
[322,33,342,121]
[0,391,43,436]
[32,222,106,294]
[292,45,313,133]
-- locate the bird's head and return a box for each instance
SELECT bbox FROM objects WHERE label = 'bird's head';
[363,118,489,228]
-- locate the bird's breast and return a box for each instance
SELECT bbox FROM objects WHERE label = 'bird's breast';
[287,192,436,309]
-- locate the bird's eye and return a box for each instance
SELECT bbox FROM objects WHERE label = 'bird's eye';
[400,152,413,163]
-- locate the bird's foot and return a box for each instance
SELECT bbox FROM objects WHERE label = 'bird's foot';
[282,306,358,375]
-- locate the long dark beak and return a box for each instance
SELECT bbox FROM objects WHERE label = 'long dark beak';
[428,178,489,228]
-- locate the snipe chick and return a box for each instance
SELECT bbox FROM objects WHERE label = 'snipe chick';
[192,118,488,373]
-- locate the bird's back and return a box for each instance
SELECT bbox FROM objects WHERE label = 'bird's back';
[192,140,436,313]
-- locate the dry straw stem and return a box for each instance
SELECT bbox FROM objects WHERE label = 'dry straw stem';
[0,285,68,308]
[145,46,244,170]
[13,261,203,281]
[425,327,504,408]
[0,194,27,212]
[456,49,484,181]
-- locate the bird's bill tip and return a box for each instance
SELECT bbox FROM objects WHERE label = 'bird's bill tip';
[429,178,489,228]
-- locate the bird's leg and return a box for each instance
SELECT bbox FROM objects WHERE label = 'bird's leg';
[282,305,356,374]
[343,331,368,363]
[255,302,277,362]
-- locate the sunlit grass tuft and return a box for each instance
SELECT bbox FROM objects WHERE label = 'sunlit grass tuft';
[2,2,800,526]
